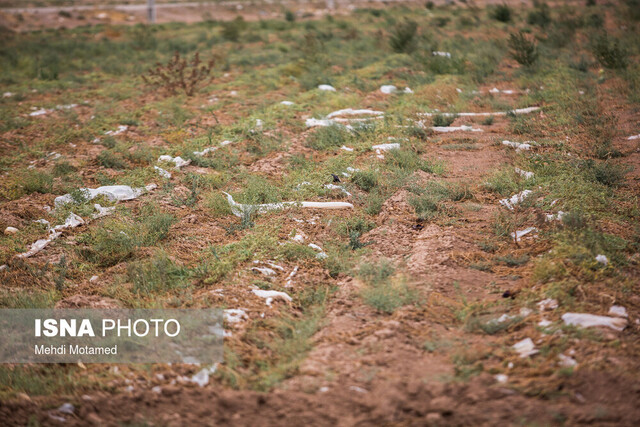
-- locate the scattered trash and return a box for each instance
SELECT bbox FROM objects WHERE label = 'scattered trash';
[223,192,353,218]
[318,84,336,92]
[55,184,156,207]
[561,312,627,332]
[431,125,482,133]
[49,414,66,423]
[538,319,552,327]
[608,305,628,318]
[537,299,558,311]
[151,386,162,394]
[627,134,640,140]
[494,374,508,384]
[520,307,533,317]
[558,354,578,368]
[512,338,538,358]
[489,88,517,95]
[308,243,328,259]
[191,365,218,387]
[17,213,84,259]
[4,226,18,235]
[193,140,233,156]
[327,108,384,119]
[158,155,190,169]
[499,190,532,210]
[57,403,74,415]
[511,227,537,242]
[305,118,346,128]
[372,143,400,152]
[502,140,532,151]
[224,309,248,324]
[595,254,609,266]
[154,166,172,179]
[404,87,413,94]
[252,266,277,276]
[3,92,12,97]
[340,145,354,152]
[420,106,540,117]
[30,108,50,117]
[104,125,128,136]
[432,51,451,58]
[252,289,293,306]
[90,276,99,283]
[92,204,115,219]
[285,266,299,288]
[280,101,295,106]
[349,386,368,393]
[324,184,352,197]
[515,168,534,179]
[545,211,565,222]
[380,85,398,94]
[341,166,360,178]
[0,265,7,271]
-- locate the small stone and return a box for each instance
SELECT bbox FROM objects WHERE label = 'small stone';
[89,276,99,283]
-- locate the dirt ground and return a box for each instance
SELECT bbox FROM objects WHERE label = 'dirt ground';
[1,1,639,426]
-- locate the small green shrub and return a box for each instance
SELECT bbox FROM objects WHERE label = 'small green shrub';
[97,150,127,170]
[432,114,456,127]
[591,34,629,69]
[222,16,247,41]
[359,260,417,313]
[508,31,538,67]
[491,4,512,23]
[284,10,295,22]
[589,161,627,187]
[308,124,352,150]
[128,253,190,295]
[389,19,418,53]
[21,171,53,195]
[352,170,379,192]
[527,2,552,27]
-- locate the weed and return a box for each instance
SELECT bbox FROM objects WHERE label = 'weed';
[97,150,127,170]
[53,255,67,292]
[359,260,416,313]
[508,31,538,67]
[482,116,494,126]
[222,17,247,41]
[528,2,552,27]
[128,252,190,295]
[361,279,417,314]
[21,171,53,195]
[142,51,216,96]
[358,259,395,285]
[491,4,512,23]
[308,124,352,150]
[352,170,379,192]
[53,161,76,177]
[591,34,629,69]
[496,255,530,266]
[284,10,295,23]
[389,19,418,53]
[409,181,470,220]
[432,114,456,127]
[589,161,627,187]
